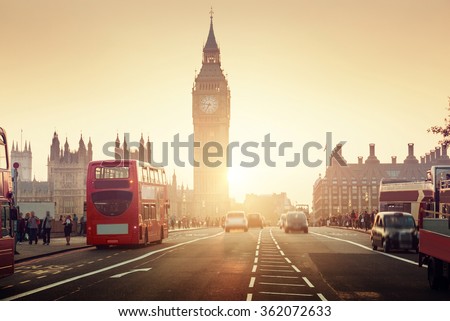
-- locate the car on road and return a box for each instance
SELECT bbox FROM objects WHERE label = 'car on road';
[224,211,248,232]
[247,212,264,229]
[370,211,418,253]
[284,211,308,233]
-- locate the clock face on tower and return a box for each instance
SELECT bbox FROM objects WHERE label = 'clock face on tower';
[200,95,218,114]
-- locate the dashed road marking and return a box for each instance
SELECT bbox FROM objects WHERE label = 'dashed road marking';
[302,277,314,288]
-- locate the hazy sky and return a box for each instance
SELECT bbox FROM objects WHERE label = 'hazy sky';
[1,0,449,205]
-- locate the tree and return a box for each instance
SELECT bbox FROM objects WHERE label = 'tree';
[428,97,450,147]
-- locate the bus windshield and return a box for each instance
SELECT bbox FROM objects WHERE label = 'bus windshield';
[92,191,132,216]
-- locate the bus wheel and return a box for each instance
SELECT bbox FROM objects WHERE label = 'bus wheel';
[382,238,390,253]
[428,258,443,290]
[144,229,149,246]
[156,228,163,244]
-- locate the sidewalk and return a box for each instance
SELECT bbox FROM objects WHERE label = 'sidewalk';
[13,227,206,263]
[14,236,91,263]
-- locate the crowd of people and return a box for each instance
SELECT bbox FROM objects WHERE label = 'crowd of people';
[169,215,224,230]
[317,209,378,231]
[14,211,87,248]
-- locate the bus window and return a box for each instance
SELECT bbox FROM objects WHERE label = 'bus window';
[142,168,148,182]
[95,166,129,179]
[1,205,11,237]
[143,204,150,220]
[150,169,155,183]
[150,204,156,220]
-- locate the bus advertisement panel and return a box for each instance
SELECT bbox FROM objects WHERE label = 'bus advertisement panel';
[86,159,169,248]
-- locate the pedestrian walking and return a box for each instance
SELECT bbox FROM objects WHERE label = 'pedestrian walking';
[27,211,39,245]
[63,215,73,245]
[42,212,53,245]
[17,212,26,243]
[79,214,86,236]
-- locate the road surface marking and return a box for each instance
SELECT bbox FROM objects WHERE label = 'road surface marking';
[252,265,258,272]
[2,231,225,301]
[317,293,328,301]
[284,257,292,264]
[110,268,152,278]
[260,275,298,279]
[259,291,313,297]
[259,282,305,287]
[19,280,30,284]
[279,250,285,256]
[246,293,253,301]
[291,265,301,272]
[311,231,420,266]
[260,269,294,273]
[255,250,259,256]
[260,260,285,264]
[260,264,290,268]
[254,257,258,264]
[302,277,314,288]
[249,277,256,288]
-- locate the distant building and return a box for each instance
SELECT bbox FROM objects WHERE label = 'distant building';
[312,143,450,221]
[12,132,92,218]
[10,141,32,181]
[113,133,152,164]
[244,193,292,225]
[192,12,231,217]
[113,134,196,222]
[168,171,195,221]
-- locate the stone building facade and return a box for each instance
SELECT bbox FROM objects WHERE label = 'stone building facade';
[12,132,92,218]
[312,143,450,221]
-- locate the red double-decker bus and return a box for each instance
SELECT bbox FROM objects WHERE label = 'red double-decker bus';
[0,127,14,278]
[86,159,169,248]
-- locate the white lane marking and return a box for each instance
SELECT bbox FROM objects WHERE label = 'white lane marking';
[246,293,253,301]
[311,231,421,267]
[302,277,315,288]
[284,257,292,264]
[317,293,328,301]
[259,291,313,297]
[255,250,259,256]
[279,250,285,256]
[261,275,298,279]
[260,264,290,268]
[291,265,301,272]
[254,257,258,264]
[259,282,305,287]
[2,231,224,301]
[110,268,151,278]
[249,277,256,288]
[260,260,286,264]
[260,269,294,272]
[252,265,258,273]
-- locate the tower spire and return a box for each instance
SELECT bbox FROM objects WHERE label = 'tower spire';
[204,7,218,51]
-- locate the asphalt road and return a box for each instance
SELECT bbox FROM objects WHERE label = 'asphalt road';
[1,227,449,301]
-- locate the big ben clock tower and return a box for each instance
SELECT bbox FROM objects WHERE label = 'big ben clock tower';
[192,10,230,217]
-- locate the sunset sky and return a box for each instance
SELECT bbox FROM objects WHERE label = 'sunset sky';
[1,0,449,205]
